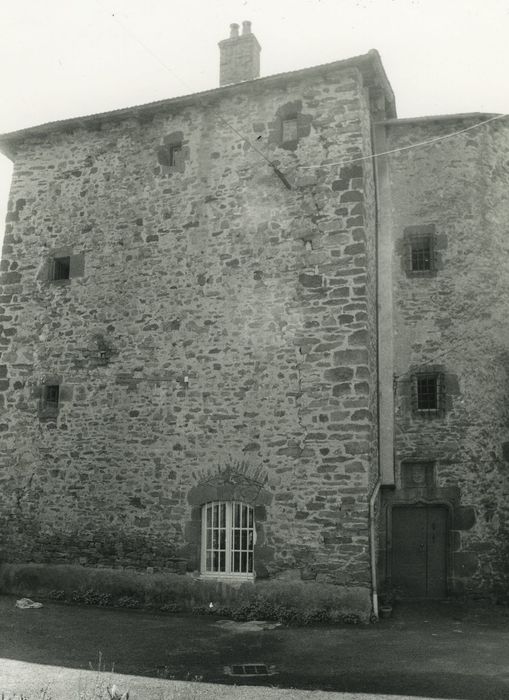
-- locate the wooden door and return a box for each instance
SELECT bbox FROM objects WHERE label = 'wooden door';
[391,505,447,598]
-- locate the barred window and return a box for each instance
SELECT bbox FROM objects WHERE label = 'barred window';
[201,501,254,578]
[412,372,445,416]
[410,235,433,272]
[417,374,437,409]
[404,227,436,275]
[45,252,85,283]
[51,256,71,281]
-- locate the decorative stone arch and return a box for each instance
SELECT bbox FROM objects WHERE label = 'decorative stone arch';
[184,465,274,578]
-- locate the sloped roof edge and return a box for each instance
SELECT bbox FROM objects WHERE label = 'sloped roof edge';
[0,50,395,160]
[379,112,501,126]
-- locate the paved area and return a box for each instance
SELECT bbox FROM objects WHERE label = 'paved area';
[1,595,508,699]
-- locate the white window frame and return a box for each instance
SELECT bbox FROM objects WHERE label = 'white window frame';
[200,501,255,581]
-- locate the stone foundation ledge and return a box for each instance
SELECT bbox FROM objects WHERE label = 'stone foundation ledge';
[0,562,372,622]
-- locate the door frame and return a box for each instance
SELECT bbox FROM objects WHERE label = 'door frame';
[386,499,453,599]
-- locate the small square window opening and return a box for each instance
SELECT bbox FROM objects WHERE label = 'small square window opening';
[416,374,438,410]
[282,118,298,143]
[409,235,433,272]
[39,384,60,418]
[44,385,60,409]
[169,144,182,167]
[52,257,71,281]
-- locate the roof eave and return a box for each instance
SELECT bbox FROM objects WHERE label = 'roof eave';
[0,50,395,159]
[378,111,501,126]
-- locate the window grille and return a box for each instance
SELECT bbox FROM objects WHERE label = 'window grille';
[405,231,435,274]
[52,256,71,281]
[282,118,298,143]
[411,236,432,271]
[224,664,276,677]
[412,372,445,417]
[201,501,254,577]
[417,374,437,409]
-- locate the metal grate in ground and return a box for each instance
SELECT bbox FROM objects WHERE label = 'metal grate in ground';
[223,663,277,677]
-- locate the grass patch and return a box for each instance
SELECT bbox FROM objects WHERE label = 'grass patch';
[0,563,371,623]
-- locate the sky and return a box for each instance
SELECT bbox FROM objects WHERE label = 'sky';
[1,0,509,242]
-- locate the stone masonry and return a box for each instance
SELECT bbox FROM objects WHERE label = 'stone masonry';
[1,26,509,605]
[380,115,509,596]
[0,48,394,598]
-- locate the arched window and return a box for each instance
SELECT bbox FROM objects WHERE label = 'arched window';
[201,501,255,579]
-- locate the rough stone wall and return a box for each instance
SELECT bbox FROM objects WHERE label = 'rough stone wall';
[384,117,509,595]
[0,67,379,589]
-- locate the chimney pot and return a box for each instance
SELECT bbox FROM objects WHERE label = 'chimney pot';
[230,23,239,38]
[242,20,252,35]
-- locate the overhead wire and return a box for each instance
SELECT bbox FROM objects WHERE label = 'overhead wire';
[392,275,509,380]
[96,1,290,185]
[96,2,509,181]
[396,327,499,380]
[298,112,509,170]
[96,2,509,374]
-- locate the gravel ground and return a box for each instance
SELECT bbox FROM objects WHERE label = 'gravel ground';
[0,658,447,700]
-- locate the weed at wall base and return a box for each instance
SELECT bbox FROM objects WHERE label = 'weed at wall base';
[1,562,371,623]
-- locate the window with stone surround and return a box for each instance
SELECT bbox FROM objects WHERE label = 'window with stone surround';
[281,117,298,143]
[410,235,433,272]
[156,132,186,173]
[412,372,445,417]
[45,251,85,283]
[168,143,183,167]
[201,501,254,579]
[271,102,312,151]
[39,384,60,418]
[404,225,436,275]
[51,256,71,281]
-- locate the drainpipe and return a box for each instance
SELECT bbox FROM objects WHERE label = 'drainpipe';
[368,87,390,621]
[369,476,382,618]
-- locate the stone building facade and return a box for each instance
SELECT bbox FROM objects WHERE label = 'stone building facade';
[0,23,508,610]
[378,114,509,598]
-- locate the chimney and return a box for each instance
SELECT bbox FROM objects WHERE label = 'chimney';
[218,21,261,86]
